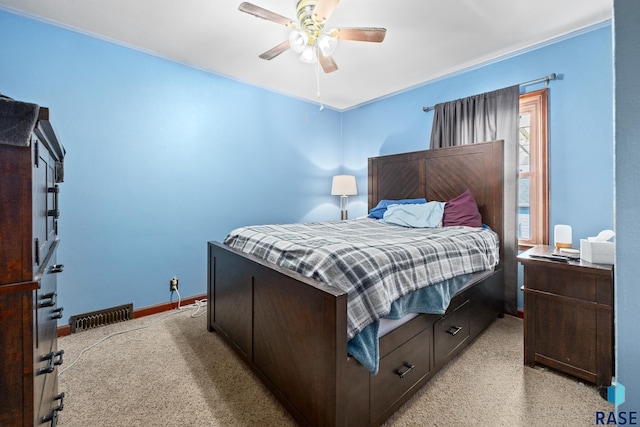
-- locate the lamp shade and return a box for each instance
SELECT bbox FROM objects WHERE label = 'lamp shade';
[288,30,308,54]
[317,33,338,57]
[299,45,318,64]
[331,175,357,196]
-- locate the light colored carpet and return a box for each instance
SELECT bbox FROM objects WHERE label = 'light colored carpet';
[57,306,612,426]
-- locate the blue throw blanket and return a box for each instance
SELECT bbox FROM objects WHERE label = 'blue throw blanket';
[347,273,472,374]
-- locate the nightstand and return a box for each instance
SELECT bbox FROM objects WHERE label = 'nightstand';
[518,245,614,388]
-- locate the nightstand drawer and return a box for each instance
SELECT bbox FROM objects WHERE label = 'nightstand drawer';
[524,264,612,306]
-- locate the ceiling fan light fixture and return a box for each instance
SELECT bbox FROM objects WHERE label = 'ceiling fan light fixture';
[317,33,337,57]
[238,1,386,75]
[299,45,318,64]
[288,29,309,54]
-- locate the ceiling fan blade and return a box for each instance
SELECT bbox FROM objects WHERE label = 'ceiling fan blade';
[319,55,338,73]
[238,2,296,27]
[332,27,387,43]
[313,0,340,23]
[258,40,291,60]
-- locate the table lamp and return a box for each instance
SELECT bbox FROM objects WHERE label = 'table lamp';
[331,175,357,220]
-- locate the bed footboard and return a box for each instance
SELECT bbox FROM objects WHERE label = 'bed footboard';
[207,241,369,426]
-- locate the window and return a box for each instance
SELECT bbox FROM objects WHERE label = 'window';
[518,89,548,248]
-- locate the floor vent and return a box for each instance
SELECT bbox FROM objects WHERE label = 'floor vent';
[70,303,134,333]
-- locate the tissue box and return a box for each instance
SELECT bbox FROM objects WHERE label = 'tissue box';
[580,239,615,264]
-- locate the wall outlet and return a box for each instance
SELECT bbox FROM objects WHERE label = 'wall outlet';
[170,277,179,292]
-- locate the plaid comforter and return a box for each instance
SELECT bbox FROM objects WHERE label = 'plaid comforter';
[223,218,500,340]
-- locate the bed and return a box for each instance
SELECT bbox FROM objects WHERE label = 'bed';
[207,140,511,426]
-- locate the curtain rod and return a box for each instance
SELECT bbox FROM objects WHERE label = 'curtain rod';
[422,73,557,113]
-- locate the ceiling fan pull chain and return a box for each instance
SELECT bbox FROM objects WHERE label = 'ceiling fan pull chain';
[316,51,324,110]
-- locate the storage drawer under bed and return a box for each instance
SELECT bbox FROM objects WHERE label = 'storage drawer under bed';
[371,327,432,422]
[434,299,471,366]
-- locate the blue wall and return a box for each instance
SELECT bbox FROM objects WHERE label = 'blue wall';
[0,10,342,316]
[0,8,617,331]
[614,0,640,413]
[342,25,614,309]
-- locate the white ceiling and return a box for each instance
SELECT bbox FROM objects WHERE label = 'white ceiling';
[0,0,611,111]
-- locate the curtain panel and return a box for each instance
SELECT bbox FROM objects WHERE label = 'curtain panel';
[429,85,519,149]
[428,85,519,315]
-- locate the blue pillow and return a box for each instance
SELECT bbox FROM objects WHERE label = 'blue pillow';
[368,198,427,219]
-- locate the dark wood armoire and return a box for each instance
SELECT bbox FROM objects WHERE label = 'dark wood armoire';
[1,100,66,426]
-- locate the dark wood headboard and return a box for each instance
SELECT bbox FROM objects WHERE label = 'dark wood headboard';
[368,140,503,234]
[368,140,515,313]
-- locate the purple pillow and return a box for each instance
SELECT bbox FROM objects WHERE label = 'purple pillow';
[443,190,482,227]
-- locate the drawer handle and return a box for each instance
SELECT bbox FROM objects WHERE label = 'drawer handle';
[52,307,65,320]
[38,350,65,375]
[39,292,57,308]
[396,363,415,379]
[48,185,60,222]
[447,325,463,336]
[42,392,65,425]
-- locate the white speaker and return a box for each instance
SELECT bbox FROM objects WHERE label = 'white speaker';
[554,224,572,249]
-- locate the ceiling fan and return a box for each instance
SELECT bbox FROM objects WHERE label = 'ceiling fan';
[238,0,386,73]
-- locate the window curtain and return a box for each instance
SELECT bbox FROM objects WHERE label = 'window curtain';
[429,85,519,149]
[428,85,519,316]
